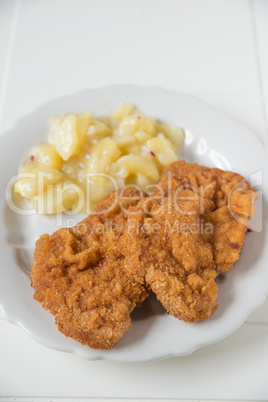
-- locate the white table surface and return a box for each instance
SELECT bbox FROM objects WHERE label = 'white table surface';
[0,0,268,400]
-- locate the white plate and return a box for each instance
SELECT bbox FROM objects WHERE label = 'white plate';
[0,85,267,362]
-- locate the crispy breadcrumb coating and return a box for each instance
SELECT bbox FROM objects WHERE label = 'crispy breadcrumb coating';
[160,161,258,271]
[120,188,219,322]
[31,188,150,350]
[120,161,257,321]
[31,161,257,348]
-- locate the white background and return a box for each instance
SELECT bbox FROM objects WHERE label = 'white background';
[0,0,268,400]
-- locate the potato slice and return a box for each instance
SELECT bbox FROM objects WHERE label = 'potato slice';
[49,113,91,160]
[115,155,160,183]
[112,103,135,120]
[85,137,121,175]
[27,144,62,169]
[14,164,62,198]
[31,182,84,214]
[155,122,185,153]
[87,120,111,137]
[116,114,156,137]
[146,133,177,167]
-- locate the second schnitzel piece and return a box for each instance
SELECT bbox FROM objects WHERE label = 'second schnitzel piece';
[120,161,257,322]
[120,188,219,322]
[159,161,258,271]
[31,188,150,350]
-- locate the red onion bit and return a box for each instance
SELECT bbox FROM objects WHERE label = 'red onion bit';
[142,145,156,157]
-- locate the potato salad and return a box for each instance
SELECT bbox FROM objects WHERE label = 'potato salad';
[13,103,185,214]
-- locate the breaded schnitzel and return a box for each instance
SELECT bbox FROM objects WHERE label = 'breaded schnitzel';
[120,161,257,321]
[120,187,219,322]
[31,161,257,347]
[31,188,150,350]
[159,161,258,271]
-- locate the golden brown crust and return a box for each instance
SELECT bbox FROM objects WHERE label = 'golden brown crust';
[159,161,257,271]
[31,188,150,350]
[160,160,257,212]
[31,160,258,347]
[120,188,219,322]
[121,161,257,322]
